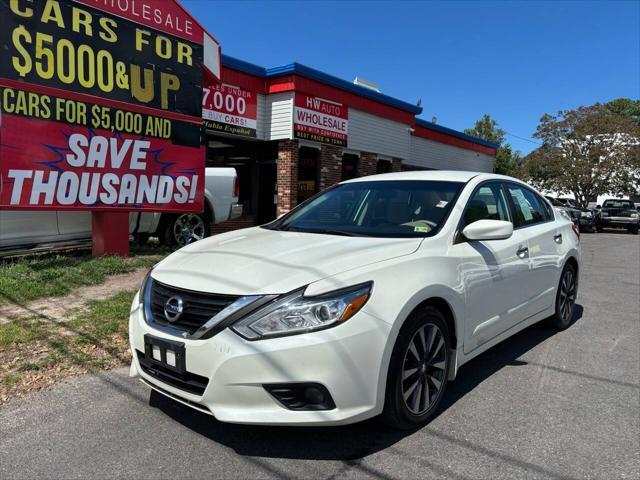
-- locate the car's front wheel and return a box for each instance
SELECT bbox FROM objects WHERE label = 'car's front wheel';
[628,225,639,235]
[382,306,450,430]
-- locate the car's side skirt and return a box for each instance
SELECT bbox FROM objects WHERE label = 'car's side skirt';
[448,305,555,380]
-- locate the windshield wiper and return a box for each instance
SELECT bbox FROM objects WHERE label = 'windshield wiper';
[273,226,365,236]
[314,229,365,237]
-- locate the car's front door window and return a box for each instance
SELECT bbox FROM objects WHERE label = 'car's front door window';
[463,183,511,227]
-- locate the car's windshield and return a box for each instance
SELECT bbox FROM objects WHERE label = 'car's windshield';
[603,200,634,209]
[269,180,464,238]
[546,197,564,207]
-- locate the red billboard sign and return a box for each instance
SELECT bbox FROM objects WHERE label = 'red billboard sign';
[1,89,203,210]
[203,83,257,138]
[0,0,212,212]
[294,94,348,146]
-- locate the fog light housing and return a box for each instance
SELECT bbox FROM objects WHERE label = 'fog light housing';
[264,383,336,411]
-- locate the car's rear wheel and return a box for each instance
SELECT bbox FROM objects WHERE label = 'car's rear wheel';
[162,212,210,248]
[382,306,450,430]
[548,263,577,330]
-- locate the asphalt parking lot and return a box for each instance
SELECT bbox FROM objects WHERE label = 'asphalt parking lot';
[1,232,638,480]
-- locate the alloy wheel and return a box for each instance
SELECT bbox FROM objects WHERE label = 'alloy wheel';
[401,323,447,415]
[558,268,576,324]
[172,214,206,247]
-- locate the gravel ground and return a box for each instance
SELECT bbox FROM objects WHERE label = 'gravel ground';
[1,232,638,479]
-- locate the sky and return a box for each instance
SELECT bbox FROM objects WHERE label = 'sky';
[183,0,640,154]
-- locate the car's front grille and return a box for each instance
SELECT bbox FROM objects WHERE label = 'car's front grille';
[136,350,208,395]
[149,280,239,334]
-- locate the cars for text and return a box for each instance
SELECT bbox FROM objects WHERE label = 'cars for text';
[129,171,580,428]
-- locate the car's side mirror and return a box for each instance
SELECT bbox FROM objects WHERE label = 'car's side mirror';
[462,219,513,241]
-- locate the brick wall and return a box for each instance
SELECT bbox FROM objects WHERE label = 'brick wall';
[319,145,343,190]
[210,215,256,235]
[358,151,378,177]
[392,158,403,172]
[276,139,299,216]
[401,163,428,171]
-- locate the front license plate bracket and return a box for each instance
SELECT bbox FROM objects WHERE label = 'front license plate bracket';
[144,334,186,375]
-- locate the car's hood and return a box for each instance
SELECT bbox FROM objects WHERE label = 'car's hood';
[151,227,422,295]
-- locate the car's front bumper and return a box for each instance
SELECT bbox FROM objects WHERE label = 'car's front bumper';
[229,203,243,221]
[128,293,391,425]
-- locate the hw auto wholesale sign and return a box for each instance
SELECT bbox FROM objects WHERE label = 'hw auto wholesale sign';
[202,83,257,138]
[0,0,218,212]
[294,93,348,146]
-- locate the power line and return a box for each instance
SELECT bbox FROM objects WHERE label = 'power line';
[504,131,542,146]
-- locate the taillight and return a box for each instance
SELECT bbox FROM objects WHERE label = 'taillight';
[233,176,239,198]
[571,223,580,240]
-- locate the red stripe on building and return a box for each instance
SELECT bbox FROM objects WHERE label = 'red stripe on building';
[412,125,497,156]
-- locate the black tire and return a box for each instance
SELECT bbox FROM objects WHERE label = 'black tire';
[547,263,578,330]
[162,211,211,249]
[596,225,604,233]
[382,306,451,430]
[134,233,150,246]
[628,225,638,235]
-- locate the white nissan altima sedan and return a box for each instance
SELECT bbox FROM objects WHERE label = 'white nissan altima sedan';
[129,171,580,429]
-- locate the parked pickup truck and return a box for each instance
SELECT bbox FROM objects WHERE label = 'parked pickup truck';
[0,168,242,254]
[596,198,639,234]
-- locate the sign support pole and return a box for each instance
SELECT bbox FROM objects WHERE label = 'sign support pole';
[91,212,129,257]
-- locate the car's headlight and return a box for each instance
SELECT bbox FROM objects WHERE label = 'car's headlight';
[139,268,154,306]
[601,211,608,217]
[232,282,372,340]
[581,211,592,218]
[631,213,639,218]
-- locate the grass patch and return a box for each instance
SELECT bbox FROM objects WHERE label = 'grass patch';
[0,289,137,401]
[0,318,50,347]
[0,244,168,305]
[67,290,134,349]
[2,374,20,389]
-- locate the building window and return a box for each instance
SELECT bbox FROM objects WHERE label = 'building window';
[377,159,392,174]
[342,154,359,181]
[298,147,319,203]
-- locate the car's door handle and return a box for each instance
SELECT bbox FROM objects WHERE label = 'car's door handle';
[554,233,563,244]
[516,246,529,259]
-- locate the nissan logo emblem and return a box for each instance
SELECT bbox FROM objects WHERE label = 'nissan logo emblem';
[164,296,184,323]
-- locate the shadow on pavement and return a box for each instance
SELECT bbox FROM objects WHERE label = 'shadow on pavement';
[149,305,584,462]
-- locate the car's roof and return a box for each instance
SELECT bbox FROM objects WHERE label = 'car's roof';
[342,170,509,184]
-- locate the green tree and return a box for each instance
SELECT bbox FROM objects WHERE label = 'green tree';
[520,103,640,208]
[605,98,640,126]
[464,114,522,176]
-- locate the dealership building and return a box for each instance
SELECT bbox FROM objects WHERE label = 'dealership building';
[205,55,499,231]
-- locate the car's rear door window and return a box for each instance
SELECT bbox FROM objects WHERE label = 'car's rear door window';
[507,185,548,227]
